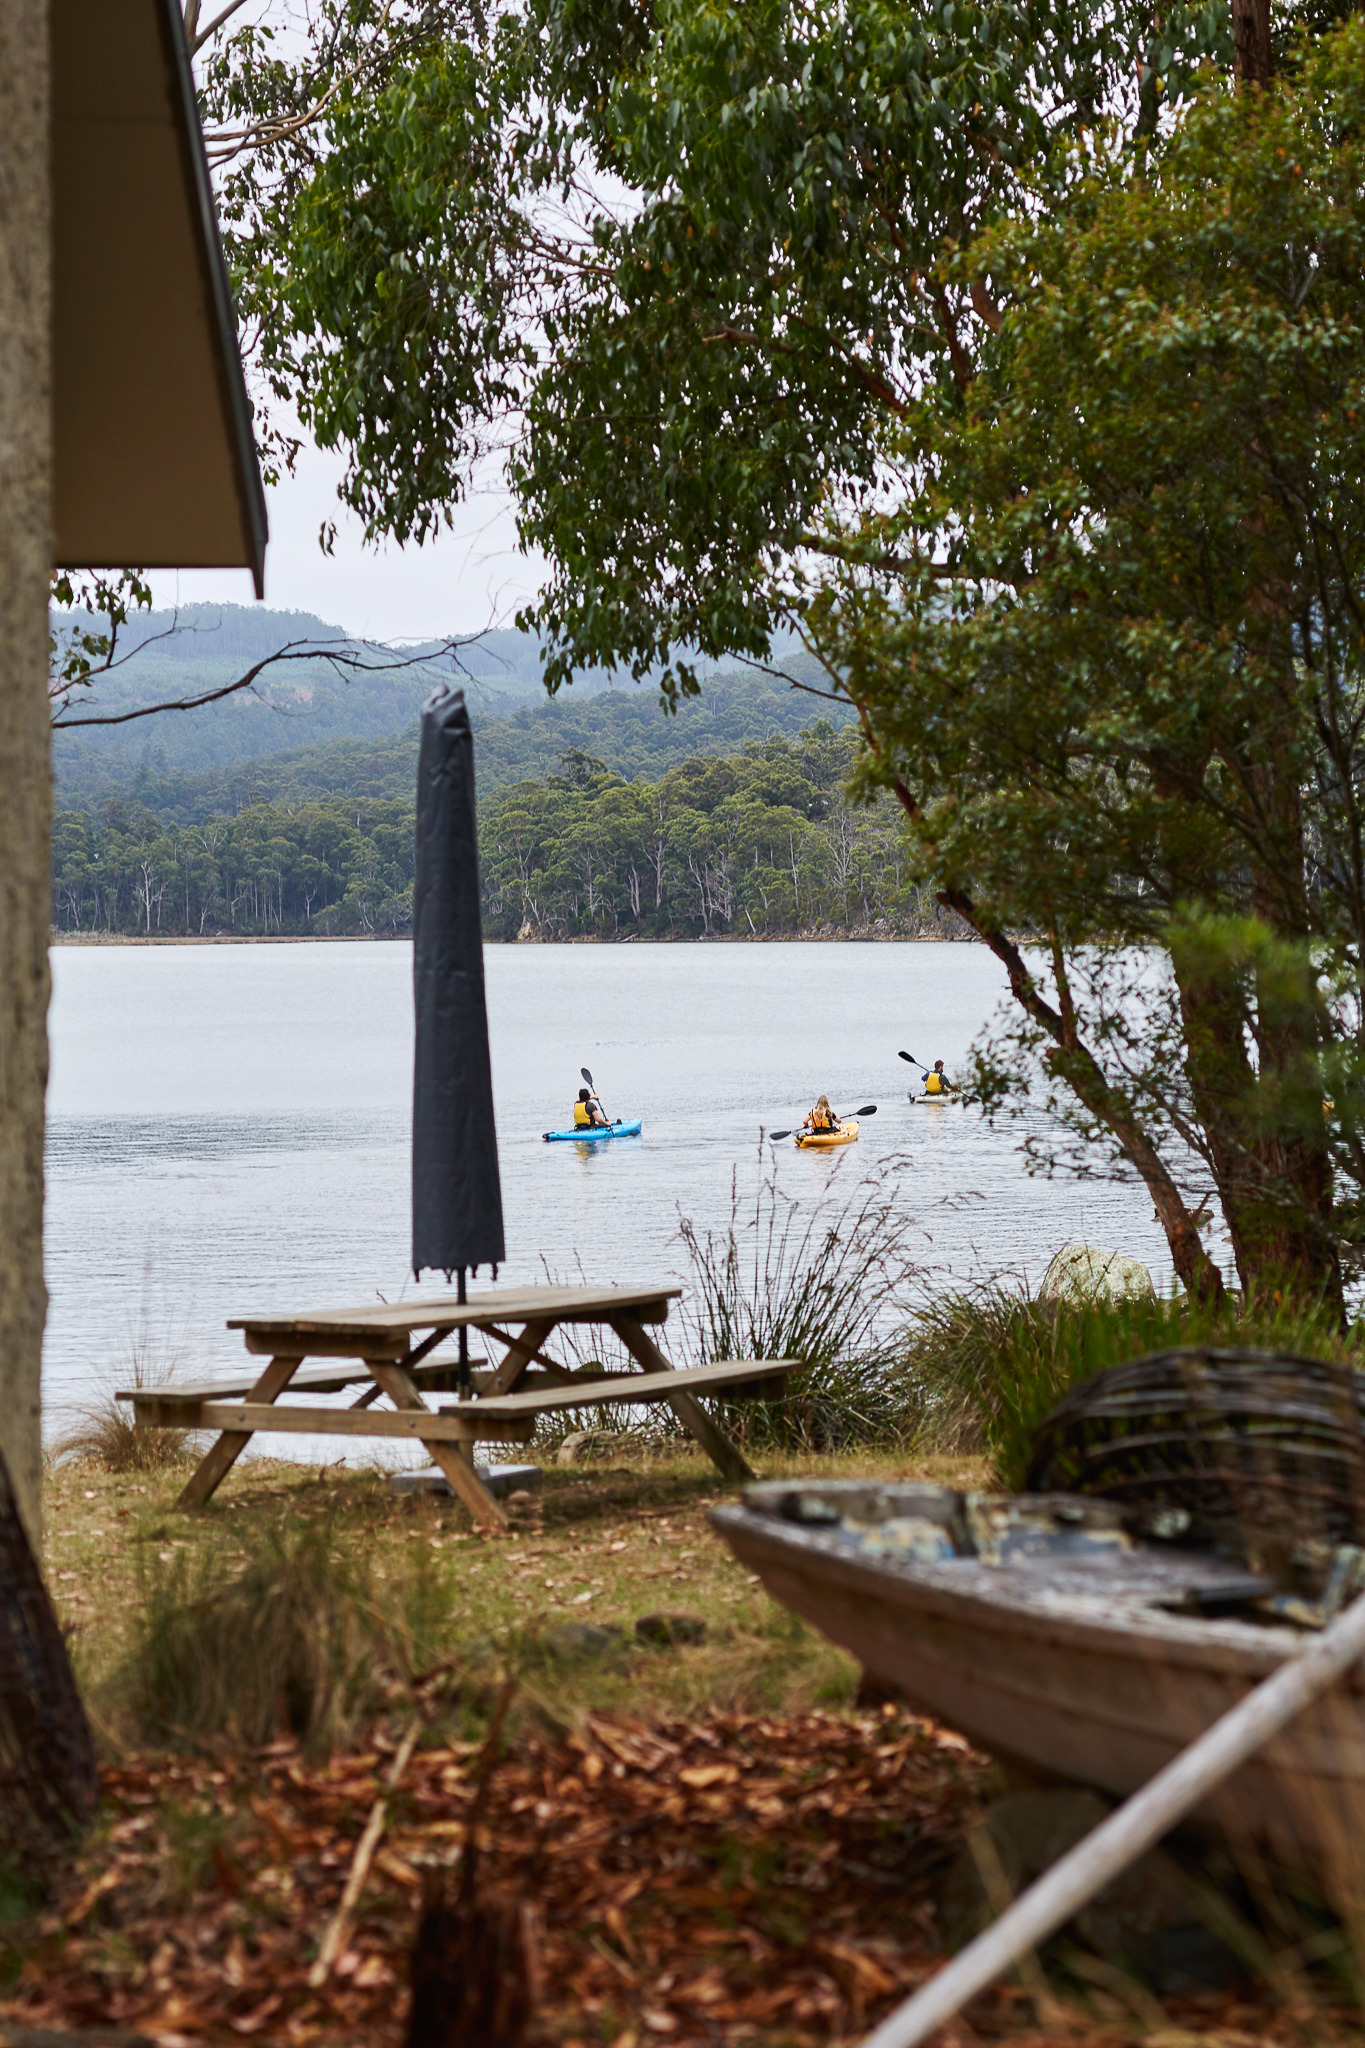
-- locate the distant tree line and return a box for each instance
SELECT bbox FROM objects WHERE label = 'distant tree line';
[51,796,415,938]
[481,725,946,940]
[50,724,958,941]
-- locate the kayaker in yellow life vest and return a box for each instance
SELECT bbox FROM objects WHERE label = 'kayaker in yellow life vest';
[573,1087,608,1129]
[802,1093,841,1135]
[923,1061,950,1096]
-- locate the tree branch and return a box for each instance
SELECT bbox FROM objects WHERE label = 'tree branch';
[200,2,395,164]
[50,636,482,729]
[185,0,251,57]
[884,781,1222,1297]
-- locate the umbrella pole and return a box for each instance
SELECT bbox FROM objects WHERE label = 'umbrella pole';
[458,1267,470,1398]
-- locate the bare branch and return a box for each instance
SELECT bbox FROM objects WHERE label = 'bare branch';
[728,651,846,702]
[50,635,484,730]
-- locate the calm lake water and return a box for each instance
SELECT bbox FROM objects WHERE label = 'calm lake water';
[44,939,1191,1448]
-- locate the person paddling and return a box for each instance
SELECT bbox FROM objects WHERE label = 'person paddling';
[801,1093,842,1135]
[921,1060,952,1097]
[573,1086,608,1129]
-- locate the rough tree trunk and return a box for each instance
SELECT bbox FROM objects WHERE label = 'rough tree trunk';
[1245,761,1342,1313]
[1232,0,1272,86]
[0,1444,97,1854]
[0,0,52,1550]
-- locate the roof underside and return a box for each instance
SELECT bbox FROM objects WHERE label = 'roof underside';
[52,0,268,594]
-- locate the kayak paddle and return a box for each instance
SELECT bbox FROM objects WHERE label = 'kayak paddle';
[581,1064,612,1122]
[769,1104,878,1141]
[898,1049,925,1071]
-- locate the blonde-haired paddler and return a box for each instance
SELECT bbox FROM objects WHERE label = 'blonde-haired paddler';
[800,1093,842,1136]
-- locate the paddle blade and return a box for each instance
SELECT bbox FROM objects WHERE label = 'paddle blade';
[852,1104,877,1117]
[581,1067,594,1088]
[768,1129,793,1142]
[898,1050,920,1066]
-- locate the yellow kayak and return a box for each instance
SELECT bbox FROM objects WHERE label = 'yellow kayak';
[795,1119,860,1149]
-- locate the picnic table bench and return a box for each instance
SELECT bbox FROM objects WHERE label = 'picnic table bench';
[122,1282,793,1531]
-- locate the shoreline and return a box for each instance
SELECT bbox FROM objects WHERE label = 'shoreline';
[49,928,980,947]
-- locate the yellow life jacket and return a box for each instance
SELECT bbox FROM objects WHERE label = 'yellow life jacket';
[925,1071,943,1094]
[573,1099,591,1126]
[811,1103,835,1130]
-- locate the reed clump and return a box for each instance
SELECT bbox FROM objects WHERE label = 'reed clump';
[674,1154,924,1453]
[54,1397,197,1476]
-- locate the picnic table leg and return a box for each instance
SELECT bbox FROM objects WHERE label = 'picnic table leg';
[608,1315,755,1485]
[366,1359,510,1534]
[176,1354,303,1510]
[482,1318,559,1396]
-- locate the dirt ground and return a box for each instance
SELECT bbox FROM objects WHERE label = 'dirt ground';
[2,1448,1355,2046]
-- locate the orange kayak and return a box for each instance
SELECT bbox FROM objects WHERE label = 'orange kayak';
[794,1119,859,1149]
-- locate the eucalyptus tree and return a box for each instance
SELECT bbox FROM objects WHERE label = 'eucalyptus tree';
[255,0,1365,1302]
[821,29,1365,1308]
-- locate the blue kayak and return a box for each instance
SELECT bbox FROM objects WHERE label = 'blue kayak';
[543,1118,643,1143]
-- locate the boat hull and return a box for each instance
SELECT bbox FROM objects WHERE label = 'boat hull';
[711,1485,1365,1871]
[543,1118,643,1143]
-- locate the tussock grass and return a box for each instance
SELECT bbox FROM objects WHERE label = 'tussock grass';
[108,1515,458,1756]
[54,1400,198,1477]
[906,1283,1360,1488]
[677,1151,923,1373]
[716,1352,920,1456]
[53,1319,202,1475]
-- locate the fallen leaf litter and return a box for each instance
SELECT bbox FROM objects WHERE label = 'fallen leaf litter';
[0,1709,1332,2046]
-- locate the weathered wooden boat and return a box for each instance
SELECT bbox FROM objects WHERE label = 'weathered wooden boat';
[710,1480,1365,1869]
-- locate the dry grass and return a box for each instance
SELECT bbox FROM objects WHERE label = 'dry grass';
[50,1319,203,1475]
[110,1513,462,1756]
[49,1443,988,1746]
[52,1396,200,1476]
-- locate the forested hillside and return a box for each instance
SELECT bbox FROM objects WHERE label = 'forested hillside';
[49,605,537,798]
[69,667,849,823]
[51,722,951,942]
[51,604,819,799]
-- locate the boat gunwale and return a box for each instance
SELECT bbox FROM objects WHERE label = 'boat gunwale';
[708,1502,1345,1687]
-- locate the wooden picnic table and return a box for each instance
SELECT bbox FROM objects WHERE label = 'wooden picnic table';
[122,1282,793,1532]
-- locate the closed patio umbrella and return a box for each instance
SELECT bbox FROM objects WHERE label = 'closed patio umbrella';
[412,685,505,1385]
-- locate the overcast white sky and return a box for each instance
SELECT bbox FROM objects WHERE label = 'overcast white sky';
[147,433,543,640]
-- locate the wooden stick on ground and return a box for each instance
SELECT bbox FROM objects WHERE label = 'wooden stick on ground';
[861,1591,1365,2048]
[308,1718,423,1988]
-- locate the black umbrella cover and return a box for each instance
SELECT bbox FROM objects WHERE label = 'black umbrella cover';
[412,685,506,1278]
